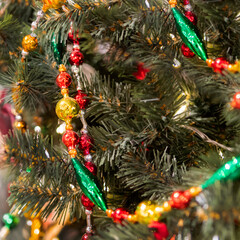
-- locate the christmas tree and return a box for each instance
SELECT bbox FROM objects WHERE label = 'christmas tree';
[1,0,240,239]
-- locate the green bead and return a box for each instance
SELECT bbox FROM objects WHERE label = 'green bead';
[51,33,64,65]
[201,156,240,189]
[26,167,32,173]
[71,158,108,211]
[2,213,19,229]
[172,7,208,61]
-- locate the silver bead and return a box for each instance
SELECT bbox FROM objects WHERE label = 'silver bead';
[184,4,193,12]
[37,10,44,18]
[71,65,80,74]
[30,33,37,38]
[81,128,88,134]
[16,115,22,121]
[21,50,29,57]
[86,226,92,233]
[31,21,37,29]
[172,58,181,69]
[73,44,80,49]
[85,209,92,215]
[34,126,41,133]
[84,154,92,162]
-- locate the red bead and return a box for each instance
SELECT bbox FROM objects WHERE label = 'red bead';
[81,233,93,240]
[181,44,195,58]
[231,92,240,109]
[170,190,191,209]
[75,90,89,109]
[81,194,95,210]
[211,58,229,74]
[148,221,169,240]
[69,48,84,66]
[79,134,94,155]
[133,62,150,80]
[56,72,72,89]
[185,11,197,25]
[111,208,129,223]
[183,0,190,4]
[84,161,97,175]
[62,130,79,150]
[68,28,80,42]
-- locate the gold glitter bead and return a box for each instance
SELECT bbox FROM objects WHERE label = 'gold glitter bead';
[15,121,26,132]
[106,209,114,218]
[189,186,202,197]
[127,214,137,223]
[162,201,171,212]
[59,64,67,72]
[43,0,66,11]
[69,148,77,158]
[55,97,80,121]
[22,35,38,52]
[135,201,160,224]
[206,58,214,67]
[61,88,69,97]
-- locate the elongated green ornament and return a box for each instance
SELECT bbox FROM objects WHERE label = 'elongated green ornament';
[51,33,64,65]
[201,156,240,189]
[172,7,208,61]
[71,158,107,211]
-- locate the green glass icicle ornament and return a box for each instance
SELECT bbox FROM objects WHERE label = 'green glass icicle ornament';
[71,158,108,211]
[201,156,240,189]
[51,33,64,65]
[172,7,208,61]
[2,213,19,229]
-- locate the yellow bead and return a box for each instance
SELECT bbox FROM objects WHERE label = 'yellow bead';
[22,35,38,52]
[56,97,80,121]
[43,0,66,11]
[162,201,171,212]
[59,64,67,72]
[135,201,160,224]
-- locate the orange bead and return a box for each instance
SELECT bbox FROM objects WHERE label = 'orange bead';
[169,0,177,7]
[206,58,214,67]
[189,186,202,197]
[59,64,67,72]
[228,62,239,73]
[61,88,69,97]
[65,124,73,130]
[127,214,137,223]
[162,201,171,212]
[22,35,38,52]
[15,121,26,131]
[69,148,77,158]
[106,209,114,218]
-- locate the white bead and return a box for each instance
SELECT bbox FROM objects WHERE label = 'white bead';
[37,10,44,18]
[31,21,37,29]
[86,226,92,233]
[34,126,41,133]
[184,4,193,11]
[30,33,37,38]
[85,209,92,215]
[71,65,80,74]
[16,114,22,121]
[21,50,29,57]
[73,44,80,49]
[172,58,181,68]
[84,154,92,162]
[81,128,88,134]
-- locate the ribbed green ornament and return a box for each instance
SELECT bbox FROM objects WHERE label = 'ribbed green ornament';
[172,7,208,61]
[201,156,240,189]
[71,158,108,211]
[2,213,19,229]
[51,33,64,65]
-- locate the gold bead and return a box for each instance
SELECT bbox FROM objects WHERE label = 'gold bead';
[69,148,77,158]
[15,121,26,132]
[162,201,171,212]
[65,124,73,130]
[135,201,160,224]
[169,0,177,7]
[55,97,80,121]
[189,186,202,197]
[43,0,66,11]
[106,209,114,218]
[228,62,239,73]
[61,88,69,97]
[22,35,38,52]
[59,64,67,72]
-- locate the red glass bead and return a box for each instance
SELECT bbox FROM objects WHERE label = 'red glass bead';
[211,58,229,74]
[68,28,80,42]
[69,48,84,66]
[62,130,79,150]
[111,208,129,223]
[148,221,169,240]
[56,72,72,89]
[231,92,240,109]
[81,194,95,210]
[185,11,197,25]
[79,134,94,155]
[170,190,191,209]
[81,233,93,240]
[183,0,190,4]
[75,90,89,110]
[84,161,97,175]
[181,44,195,58]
